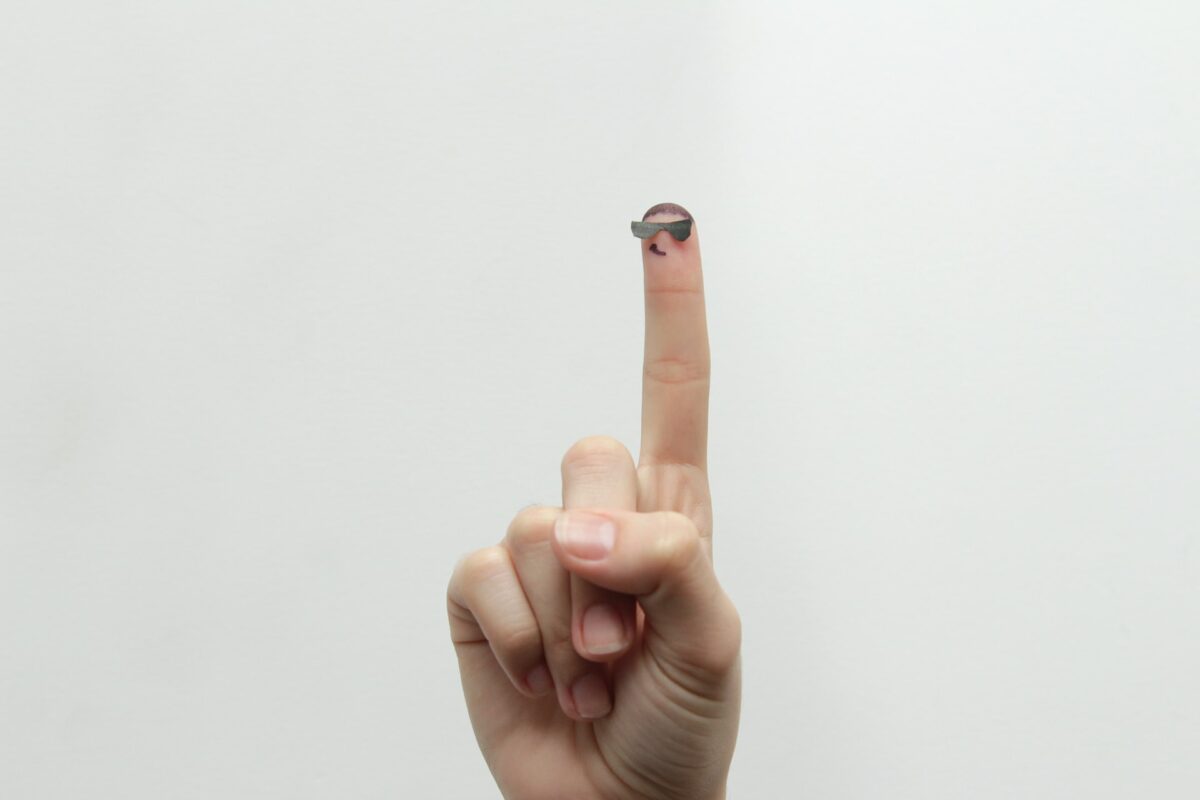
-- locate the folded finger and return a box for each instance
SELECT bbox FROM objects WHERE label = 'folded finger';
[561,436,638,664]
[551,508,741,681]
[504,505,612,721]
[446,545,550,698]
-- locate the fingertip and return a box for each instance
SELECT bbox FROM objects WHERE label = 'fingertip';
[570,671,613,720]
[524,663,553,697]
[553,509,618,562]
[573,601,635,662]
[640,201,694,222]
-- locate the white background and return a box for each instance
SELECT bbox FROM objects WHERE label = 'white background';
[2,2,1198,798]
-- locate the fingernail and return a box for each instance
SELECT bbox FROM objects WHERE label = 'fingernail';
[571,672,612,719]
[582,603,627,655]
[525,663,552,696]
[554,512,615,560]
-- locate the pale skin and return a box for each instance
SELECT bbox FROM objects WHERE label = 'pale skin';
[447,203,740,800]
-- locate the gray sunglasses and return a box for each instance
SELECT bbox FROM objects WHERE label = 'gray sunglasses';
[630,219,693,241]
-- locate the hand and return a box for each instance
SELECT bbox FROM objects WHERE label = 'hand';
[447,203,740,800]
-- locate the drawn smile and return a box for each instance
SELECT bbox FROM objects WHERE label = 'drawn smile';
[649,243,666,256]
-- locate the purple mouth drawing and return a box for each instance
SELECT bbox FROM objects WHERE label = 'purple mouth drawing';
[649,243,666,256]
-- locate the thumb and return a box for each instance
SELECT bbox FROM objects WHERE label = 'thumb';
[551,509,741,679]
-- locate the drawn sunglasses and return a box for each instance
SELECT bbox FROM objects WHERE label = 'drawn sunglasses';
[630,219,693,241]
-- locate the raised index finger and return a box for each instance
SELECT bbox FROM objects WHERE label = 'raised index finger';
[635,202,710,471]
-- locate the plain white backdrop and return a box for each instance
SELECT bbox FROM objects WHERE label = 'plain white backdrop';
[2,2,1197,798]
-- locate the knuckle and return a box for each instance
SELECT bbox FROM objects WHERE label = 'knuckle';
[505,505,557,554]
[538,618,580,667]
[498,624,543,659]
[541,616,575,655]
[548,641,581,672]
[561,435,633,475]
[447,547,511,626]
[446,556,465,601]
[656,511,702,575]
[643,355,710,386]
[455,545,510,588]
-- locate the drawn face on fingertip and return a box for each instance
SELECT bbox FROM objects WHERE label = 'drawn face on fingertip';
[633,202,694,258]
